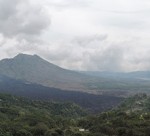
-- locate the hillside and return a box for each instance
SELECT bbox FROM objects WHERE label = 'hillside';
[1,54,150,96]
[81,71,150,80]
[118,93,150,113]
[1,93,150,136]
[78,94,150,136]
[0,93,87,136]
[81,71,150,94]
[0,75,123,113]
[0,54,92,91]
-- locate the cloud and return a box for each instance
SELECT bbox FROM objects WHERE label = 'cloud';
[0,0,150,72]
[45,0,90,9]
[84,45,124,71]
[72,34,108,47]
[0,0,50,39]
[29,35,126,72]
[0,0,51,59]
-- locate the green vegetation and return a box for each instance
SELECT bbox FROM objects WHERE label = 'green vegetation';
[79,93,150,136]
[0,93,86,136]
[79,109,150,136]
[1,93,150,136]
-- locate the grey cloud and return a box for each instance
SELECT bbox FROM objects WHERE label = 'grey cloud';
[85,45,124,71]
[0,0,50,38]
[72,34,108,47]
[0,0,19,20]
[48,0,90,9]
[105,18,145,29]
[29,35,125,71]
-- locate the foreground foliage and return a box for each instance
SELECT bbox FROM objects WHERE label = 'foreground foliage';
[79,93,150,136]
[1,93,150,136]
[0,93,86,136]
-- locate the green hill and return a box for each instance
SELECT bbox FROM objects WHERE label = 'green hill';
[0,93,86,136]
[118,93,150,113]
[78,93,150,136]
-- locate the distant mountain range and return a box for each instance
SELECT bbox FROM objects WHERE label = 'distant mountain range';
[81,71,150,80]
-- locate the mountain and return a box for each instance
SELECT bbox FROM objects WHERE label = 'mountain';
[0,54,93,91]
[80,71,150,95]
[0,75,123,113]
[81,71,150,80]
[1,54,150,96]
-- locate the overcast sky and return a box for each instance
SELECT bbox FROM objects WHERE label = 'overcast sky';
[0,0,150,72]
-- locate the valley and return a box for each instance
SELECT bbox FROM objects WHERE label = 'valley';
[0,54,150,136]
[0,93,150,136]
[0,75,123,113]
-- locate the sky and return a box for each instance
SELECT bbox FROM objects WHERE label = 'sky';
[0,0,150,72]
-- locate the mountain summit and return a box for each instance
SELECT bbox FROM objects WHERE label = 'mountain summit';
[0,54,89,90]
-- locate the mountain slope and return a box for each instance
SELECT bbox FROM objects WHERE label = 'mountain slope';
[1,54,150,95]
[118,93,150,113]
[80,71,150,95]
[78,94,150,136]
[0,75,123,113]
[0,54,92,91]
[0,93,86,118]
